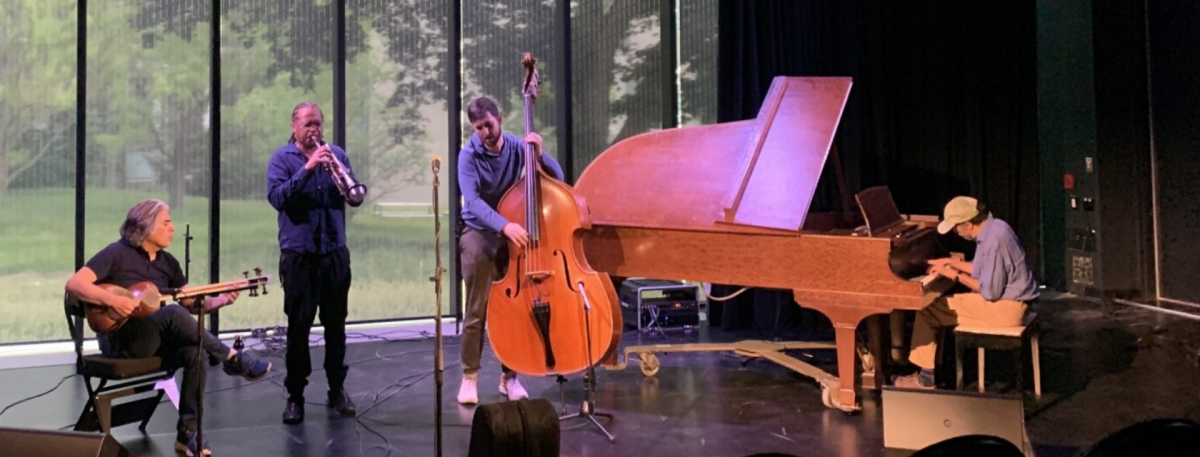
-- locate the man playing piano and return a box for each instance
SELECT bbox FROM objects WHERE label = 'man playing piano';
[65,199,271,456]
[456,96,565,404]
[894,196,1039,389]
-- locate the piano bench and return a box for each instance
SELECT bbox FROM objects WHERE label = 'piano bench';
[953,312,1041,401]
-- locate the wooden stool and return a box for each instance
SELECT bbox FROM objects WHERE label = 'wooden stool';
[954,312,1041,400]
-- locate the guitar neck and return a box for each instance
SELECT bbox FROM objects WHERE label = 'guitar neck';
[168,277,266,301]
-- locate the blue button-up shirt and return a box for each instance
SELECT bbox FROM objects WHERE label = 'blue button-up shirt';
[971,217,1040,302]
[266,141,360,254]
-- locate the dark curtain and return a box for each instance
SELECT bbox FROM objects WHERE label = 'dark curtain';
[714,0,1039,330]
[718,0,1038,262]
[1146,0,1200,304]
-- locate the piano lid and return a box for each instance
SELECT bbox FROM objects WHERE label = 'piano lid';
[575,77,852,233]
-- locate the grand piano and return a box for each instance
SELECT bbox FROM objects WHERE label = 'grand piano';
[574,77,952,412]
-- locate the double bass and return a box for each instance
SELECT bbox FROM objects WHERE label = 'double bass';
[485,54,622,376]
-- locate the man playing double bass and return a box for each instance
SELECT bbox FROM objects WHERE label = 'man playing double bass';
[456,96,566,404]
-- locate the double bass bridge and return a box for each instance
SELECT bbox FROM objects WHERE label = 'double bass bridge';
[524,270,554,282]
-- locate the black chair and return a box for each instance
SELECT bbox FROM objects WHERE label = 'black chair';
[955,311,1042,400]
[1079,418,1200,457]
[65,294,177,433]
[911,435,1024,457]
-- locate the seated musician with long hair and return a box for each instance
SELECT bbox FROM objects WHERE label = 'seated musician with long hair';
[65,199,271,457]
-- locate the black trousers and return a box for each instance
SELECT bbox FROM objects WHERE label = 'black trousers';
[100,305,229,433]
[281,247,351,402]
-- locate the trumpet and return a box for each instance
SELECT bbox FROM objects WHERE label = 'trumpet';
[314,137,367,206]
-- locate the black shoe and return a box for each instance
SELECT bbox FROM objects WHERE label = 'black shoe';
[329,389,357,417]
[223,352,271,382]
[282,400,305,425]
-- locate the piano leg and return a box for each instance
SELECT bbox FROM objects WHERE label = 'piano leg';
[833,325,860,412]
[826,307,896,412]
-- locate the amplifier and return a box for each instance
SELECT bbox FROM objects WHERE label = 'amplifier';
[619,279,701,332]
[0,427,133,457]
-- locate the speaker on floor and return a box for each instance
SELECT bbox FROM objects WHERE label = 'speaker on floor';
[468,399,559,457]
[882,388,1027,456]
[0,427,133,457]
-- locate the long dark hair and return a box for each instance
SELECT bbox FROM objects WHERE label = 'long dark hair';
[120,199,168,247]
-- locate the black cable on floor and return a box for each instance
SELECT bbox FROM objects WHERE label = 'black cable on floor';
[0,373,77,419]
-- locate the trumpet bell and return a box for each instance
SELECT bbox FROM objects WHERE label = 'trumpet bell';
[346,183,367,206]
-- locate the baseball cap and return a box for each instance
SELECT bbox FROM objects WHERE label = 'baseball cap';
[937,196,981,234]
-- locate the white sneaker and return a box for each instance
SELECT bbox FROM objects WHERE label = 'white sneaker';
[458,373,479,405]
[499,374,528,401]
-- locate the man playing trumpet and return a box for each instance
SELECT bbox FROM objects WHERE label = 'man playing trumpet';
[267,101,363,424]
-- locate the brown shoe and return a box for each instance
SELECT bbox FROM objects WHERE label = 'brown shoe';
[892,373,935,390]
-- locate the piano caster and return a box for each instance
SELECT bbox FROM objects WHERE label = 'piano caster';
[820,380,844,411]
[637,353,660,377]
[820,379,861,414]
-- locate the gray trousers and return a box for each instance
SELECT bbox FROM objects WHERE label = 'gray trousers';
[459,227,513,376]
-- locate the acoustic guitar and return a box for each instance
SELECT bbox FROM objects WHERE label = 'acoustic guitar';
[83,270,271,333]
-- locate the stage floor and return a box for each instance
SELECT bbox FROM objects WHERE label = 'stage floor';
[2,294,1199,457]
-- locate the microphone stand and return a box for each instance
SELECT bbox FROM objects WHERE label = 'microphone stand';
[184,224,211,451]
[430,156,445,457]
[558,282,616,442]
[185,224,193,282]
[184,225,263,451]
[193,291,212,451]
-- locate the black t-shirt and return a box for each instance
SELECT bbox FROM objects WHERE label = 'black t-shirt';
[85,240,187,290]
